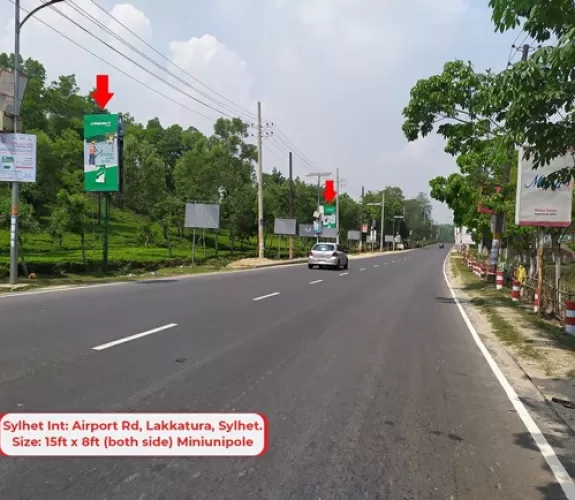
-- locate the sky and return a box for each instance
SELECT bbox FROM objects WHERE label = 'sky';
[0,0,524,223]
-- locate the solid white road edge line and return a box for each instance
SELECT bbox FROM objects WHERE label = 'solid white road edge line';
[253,292,280,302]
[92,323,178,351]
[442,253,575,499]
[339,272,349,276]
[309,280,323,284]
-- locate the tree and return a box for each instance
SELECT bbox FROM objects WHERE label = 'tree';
[55,190,89,269]
[488,0,575,184]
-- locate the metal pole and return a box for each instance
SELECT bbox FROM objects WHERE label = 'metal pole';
[392,219,395,252]
[380,192,384,251]
[256,101,264,258]
[336,168,340,245]
[103,193,109,273]
[9,0,21,284]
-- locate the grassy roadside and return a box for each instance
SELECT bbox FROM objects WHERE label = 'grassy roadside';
[449,255,550,364]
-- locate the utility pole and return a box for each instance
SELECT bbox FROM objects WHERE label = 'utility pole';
[9,0,21,284]
[9,0,64,284]
[359,186,365,251]
[306,172,331,242]
[257,101,264,259]
[380,191,385,251]
[336,168,340,244]
[288,152,294,259]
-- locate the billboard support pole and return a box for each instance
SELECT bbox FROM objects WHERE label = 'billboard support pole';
[103,193,109,273]
[192,227,196,266]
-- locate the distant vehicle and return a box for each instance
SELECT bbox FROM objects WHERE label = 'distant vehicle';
[439,243,444,248]
[308,242,349,270]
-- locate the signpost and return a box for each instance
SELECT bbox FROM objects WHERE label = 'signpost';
[83,113,120,273]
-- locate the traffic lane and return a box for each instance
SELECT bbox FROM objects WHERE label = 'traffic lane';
[0,250,416,381]
[0,249,407,415]
[0,249,414,500]
[0,260,344,381]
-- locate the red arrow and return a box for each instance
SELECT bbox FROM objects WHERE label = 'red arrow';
[323,179,336,203]
[91,74,114,108]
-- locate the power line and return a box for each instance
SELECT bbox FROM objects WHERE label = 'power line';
[88,0,258,121]
[61,0,255,121]
[44,0,236,117]
[8,0,219,122]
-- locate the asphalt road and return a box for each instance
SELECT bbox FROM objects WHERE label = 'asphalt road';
[0,247,571,499]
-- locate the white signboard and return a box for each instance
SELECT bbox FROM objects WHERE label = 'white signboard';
[515,147,573,227]
[0,133,37,183]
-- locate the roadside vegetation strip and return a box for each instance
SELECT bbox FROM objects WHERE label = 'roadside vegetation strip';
[449,254,551,364]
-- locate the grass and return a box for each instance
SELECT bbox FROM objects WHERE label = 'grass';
[0,199,316,281]
[450,254,544,362]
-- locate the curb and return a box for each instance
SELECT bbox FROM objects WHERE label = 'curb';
[253,259,307,268]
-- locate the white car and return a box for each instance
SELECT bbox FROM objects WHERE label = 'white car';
[308,242,349,270]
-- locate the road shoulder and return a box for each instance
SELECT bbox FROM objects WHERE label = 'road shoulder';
[445,252,575,481]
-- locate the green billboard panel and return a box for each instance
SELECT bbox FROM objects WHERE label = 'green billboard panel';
[321,204,336,229]
[84,113,119,192]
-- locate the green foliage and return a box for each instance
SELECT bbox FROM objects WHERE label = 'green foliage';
[0,53,439,280]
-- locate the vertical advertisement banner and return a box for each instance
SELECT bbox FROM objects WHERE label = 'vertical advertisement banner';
[322,204,336,229]
[84,114,119,192]
[515,147,574,227]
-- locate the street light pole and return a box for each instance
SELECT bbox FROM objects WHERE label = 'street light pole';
[9,0,64,284]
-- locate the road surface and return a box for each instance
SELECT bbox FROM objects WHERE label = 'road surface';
[0,247,571,499]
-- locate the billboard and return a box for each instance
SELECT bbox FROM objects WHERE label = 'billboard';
[274,218,297,236]
[347,230,360,241]
[184,203,220,229]
[515,147,574,227]
[0,133,36,183]
[84,114,119,192]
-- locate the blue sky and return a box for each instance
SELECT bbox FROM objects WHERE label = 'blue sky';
[1,0,523,223]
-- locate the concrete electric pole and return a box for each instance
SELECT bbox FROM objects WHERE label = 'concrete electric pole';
[288,152,294,259]
[256,101,264,259]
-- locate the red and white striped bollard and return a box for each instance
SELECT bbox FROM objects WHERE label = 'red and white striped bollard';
[511,280,520,302]
[565,301,575,336]
[496,271,504,290]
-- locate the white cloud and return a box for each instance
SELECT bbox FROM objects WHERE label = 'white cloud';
[0,1,255,135]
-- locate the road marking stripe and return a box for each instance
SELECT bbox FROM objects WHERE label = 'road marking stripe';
[374,264,379,268]
[339,272,348,276]
[92,323,178,351]
[253,292,280,301]
[360,268,366,271]
[442,253,575,499]
[309,279,323,284]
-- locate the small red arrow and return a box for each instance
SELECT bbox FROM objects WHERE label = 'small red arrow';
[91,74,114,108]
[323,179,336,203]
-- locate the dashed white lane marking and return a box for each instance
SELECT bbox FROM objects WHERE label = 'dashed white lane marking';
[374,264,379,268]
[253,292,280,302]
[442,253,575,499]
[92,323,178,351]
[309,279,323,284]
[384,262,388,265]
[339,272,349,276]
[360,268,366,272]
[392,261,395,263]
